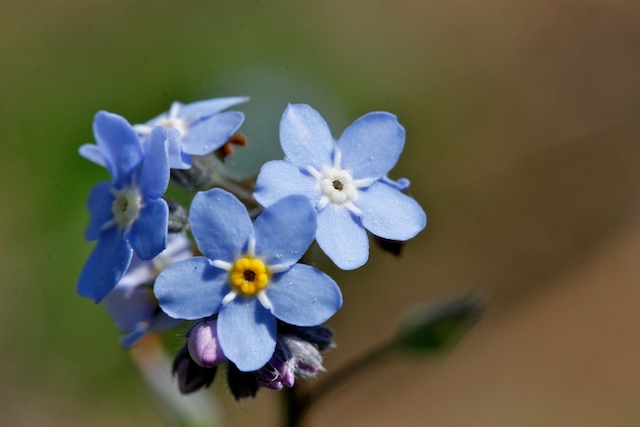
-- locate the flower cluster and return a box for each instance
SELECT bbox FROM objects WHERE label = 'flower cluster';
[77,98,426,398]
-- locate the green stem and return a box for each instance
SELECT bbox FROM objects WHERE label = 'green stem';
[288,336,398,426]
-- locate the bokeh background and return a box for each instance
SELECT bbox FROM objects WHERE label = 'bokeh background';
[3,1,640,426]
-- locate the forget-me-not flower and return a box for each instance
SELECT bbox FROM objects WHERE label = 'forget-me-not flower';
[79,97,248,170]
[103,233,192,347]
[133,96,249,169]
[77,111,170,303]
[154,188,342,372]
[254,104,427,270]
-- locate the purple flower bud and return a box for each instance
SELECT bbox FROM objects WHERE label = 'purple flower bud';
[255,344,295,390]
[188,319,227,367]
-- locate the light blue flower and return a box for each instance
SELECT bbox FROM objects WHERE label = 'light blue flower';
[154,188,342,372]
[77,111,170,303]
[133,97,249,169]
[253,104,427,270]
[103,233,192,347]
[79,97,248,170]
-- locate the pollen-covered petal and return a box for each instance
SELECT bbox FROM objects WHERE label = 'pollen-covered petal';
[254,160,320,208]
[279,104,334,170]
[77,226,133,303]
[254,195,317,267]
[93,111,144,185]
[125,198,168,260]
[181,111,245,156]
[78,143,107,168]
[155,257,228,320]
[316,204,369,270]
[189,189,253,262]
[178,96,250,120]
[337,112,405,181]
[267,264,342,326]
[138,127,169,200]
[356,181,426,241]
[217,297,277,372]
[85,181,115,241]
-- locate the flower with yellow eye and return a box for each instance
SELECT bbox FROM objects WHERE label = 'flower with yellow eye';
[154,188,342,372]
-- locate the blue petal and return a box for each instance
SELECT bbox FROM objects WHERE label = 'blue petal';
[103,283,156,332]
[279,104,334,170]
[165,127,192,169]
[78,143,107,168]
[125,198,168,260]
[254,195,317,267]
[338,112,405,181]
[77,226,133,303]
[189,189,253,262]
[93,111,144,185]
[85,181,115,241]
[254,160,321,208]
[181,111,245,156]
[138,127,169,200]
[178,96,249,120]
[267,264,342,326]
[356,181,426,240]
[155,257,228,320]
[316,204,369,270]
[217,297,276,372]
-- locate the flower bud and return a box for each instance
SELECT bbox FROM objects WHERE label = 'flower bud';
[255,343,295,390]
[172,345,217,394]
[227,363,258,400]
[188,319,227,367]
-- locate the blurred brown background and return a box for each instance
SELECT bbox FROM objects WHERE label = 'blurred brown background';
[2,1,640,426]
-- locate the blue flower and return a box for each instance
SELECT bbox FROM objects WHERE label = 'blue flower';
[253,104,427,270]
[154,188,342,372]
[103,233,192,347]
[133,97,249,169]
[79,98,248,170]
[77,111,170,303]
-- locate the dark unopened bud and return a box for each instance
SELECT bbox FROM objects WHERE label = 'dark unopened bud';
[167,200,189,233]
[227,363,259,400]
[278,324,335,352]
[172,345,217,394]
[170,155,218,191]
[373,237,406,256]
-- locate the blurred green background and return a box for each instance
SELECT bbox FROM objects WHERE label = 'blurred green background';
[3,1,640,426]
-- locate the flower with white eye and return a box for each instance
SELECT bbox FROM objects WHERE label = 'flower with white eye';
[133,97,249,169]
[79,97,248,170]
[254,104,426,270]
[77,111,170,303]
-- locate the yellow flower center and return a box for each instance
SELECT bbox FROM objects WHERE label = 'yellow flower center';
[230,257,269,296]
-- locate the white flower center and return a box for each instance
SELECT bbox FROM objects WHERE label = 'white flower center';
[319,167,356,205]
[111,186,142,229]
[156,115,189,136]
[306,149,373,216]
